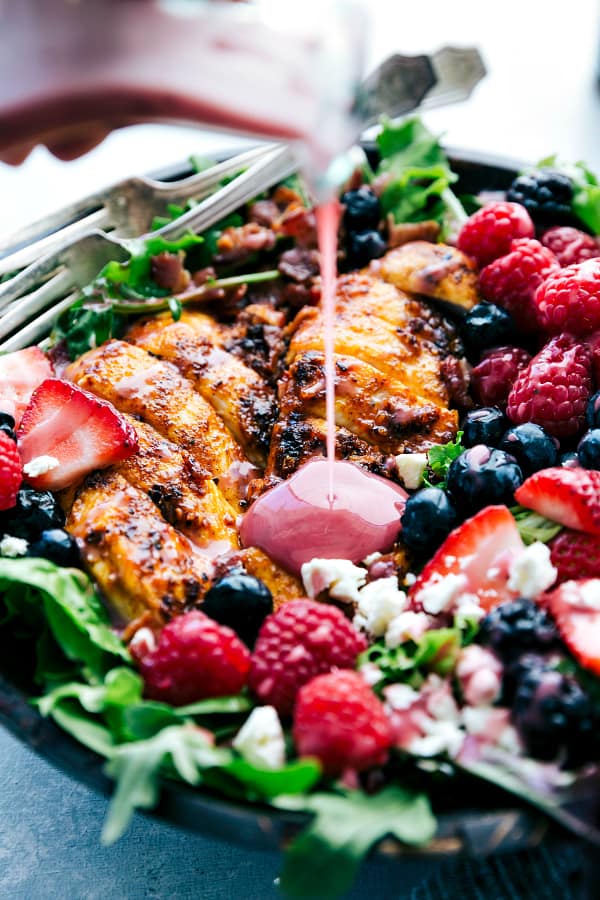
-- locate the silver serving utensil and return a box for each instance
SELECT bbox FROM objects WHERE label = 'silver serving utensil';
[0,143,297,351]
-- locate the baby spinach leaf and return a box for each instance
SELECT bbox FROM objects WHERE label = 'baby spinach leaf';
[363,627,462,689]
[423,431,464,488]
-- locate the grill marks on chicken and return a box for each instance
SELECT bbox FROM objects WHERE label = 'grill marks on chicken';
[67,471,211,626]
[127,312,277,466]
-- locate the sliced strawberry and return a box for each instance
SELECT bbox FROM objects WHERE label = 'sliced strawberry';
[0,347,53,427]
[544,579,600,675]
[17,378,138,490]
[409,505,524,613]
[515,467,600,536]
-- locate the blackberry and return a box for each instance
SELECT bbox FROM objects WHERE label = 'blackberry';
[512,665,600,767]
[478,598,559,663]
[506,169,574,225]
[202,571,273,648]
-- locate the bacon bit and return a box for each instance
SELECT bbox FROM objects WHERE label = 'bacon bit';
[278,248,320,283]
[276,206,317,247]
[151,251,191,293]
[386,216,441,249]
[191,266,217,286]
[249,199,281,228]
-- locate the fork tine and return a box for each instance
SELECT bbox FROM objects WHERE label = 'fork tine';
[0,269,74,341]
[0,290,79,353]
[0,249,71,312]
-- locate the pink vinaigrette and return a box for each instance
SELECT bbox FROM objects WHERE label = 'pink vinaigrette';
[240,200,408,575]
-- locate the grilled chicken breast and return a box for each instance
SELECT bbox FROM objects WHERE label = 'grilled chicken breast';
[378,241,480,311]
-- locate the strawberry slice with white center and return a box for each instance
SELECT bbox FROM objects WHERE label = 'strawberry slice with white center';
[515,467,600,536]
[544,579,600,675]
[17,378,138,490]
[409,505,524,614]
[0,347,53,427]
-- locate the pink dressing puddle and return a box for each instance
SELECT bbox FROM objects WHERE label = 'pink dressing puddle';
[240,199,408,575]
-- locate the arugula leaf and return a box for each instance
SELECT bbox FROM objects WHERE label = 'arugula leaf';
[0,558,129,678]
[53,299,126,360]
[362,627,461,689]
[510,505,563,545]
[276,787,436,898]
[423,431,464,488]
[96,233,204,299]
[538,155,600,233]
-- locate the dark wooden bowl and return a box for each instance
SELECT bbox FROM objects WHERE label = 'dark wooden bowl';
[0,147,582,871]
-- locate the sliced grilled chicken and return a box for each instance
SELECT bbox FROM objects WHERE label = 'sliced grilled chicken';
[65,340,246,507]
[213,546,304,611]
[127,313,277,466]
[378,241,480,312]
[67,471,211,626]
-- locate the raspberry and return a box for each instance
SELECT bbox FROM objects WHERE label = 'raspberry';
[131,610,251,706]
[0,431,22,511]
[249,599,367,715]
[479,238,559,333]
[293,670,393,775]
[549,529,600,584]
[535,259,600,336]
[541,226,600,267]
[470,346,532,408]
[506,170,574,225]
[457,201,534,268]
[507,334,592,438]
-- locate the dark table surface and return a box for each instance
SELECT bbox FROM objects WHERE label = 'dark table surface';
[0,725,588,900]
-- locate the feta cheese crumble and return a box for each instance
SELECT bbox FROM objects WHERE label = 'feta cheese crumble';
[301,558,366,604]
[385,611,431,648]
[395,452,427,490]
[22,455,60,478]
[353,576,407,637]
[232,705,285,770]
[507,541,557,599]
[0,534,28,558]
[418,573,468,615]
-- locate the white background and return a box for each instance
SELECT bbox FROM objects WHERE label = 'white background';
[1,0,600,239]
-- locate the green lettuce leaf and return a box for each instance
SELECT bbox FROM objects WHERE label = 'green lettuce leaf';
[275,786,436,898]
[97,233,204,299]
[53,300,126,360]
[423,431,464,488]
[362,627,462,689]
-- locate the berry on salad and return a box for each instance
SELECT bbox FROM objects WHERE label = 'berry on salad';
[447,445,523,514]
[506,169,574,225]
[202,571,273,648]
[17,379,139,491]
[577,429,600,469]
[0,346,53,428]
[515,467,600,536]
[457,201,534,267]
[27,528,81,567]
[131,610,252,706]
[479,238,558,333]
[0,413,16,441]
[341,186,381,231]
[560,452,580,469]
[549,530,600,584]
[586,390,600,428]
[460,302,515,356]
[293,670,393,776]
[461,407,507,448]
[0,486,64,539]
[545,579,600,676]
[507,334,592,438]
[470,346,531,409]
[346,229,387,267]
[499,423,559,476]
[535,259,600,336]
[541,226,600,267]
[0,431,23,511]
[400,487,459,554]
[249,599,367,715]
[478,598,558,662]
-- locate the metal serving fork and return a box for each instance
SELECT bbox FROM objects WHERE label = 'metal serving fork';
[0,143,297,352]
[0,142,277,279]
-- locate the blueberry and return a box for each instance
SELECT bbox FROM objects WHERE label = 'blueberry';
[202,571,273,647]
[586,390,600,429]
[341,186,381,231]
[462,407,507,448]
[577,429,600,469]
[499,423,559,476]
[447,445,523,514]
[346,230,387,267]
[461,302,514,355]
[27,528,80,567]
[0,487,64,539]
[400,487,459,553]
[560,451,580,469]
[0,412,16,441]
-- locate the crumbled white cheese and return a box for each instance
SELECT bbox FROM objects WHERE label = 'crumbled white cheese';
[409,718,465,758]
[0,534,28,558]
[362,552,382,567]
[301,558,366,604]
[417,573,468,615]
[507,541,557,599]
[22,455,60,478]
[384,683,421,711]
[404,572,417,587]
[385,611,430,648]
[454,592,485,625]
[577,579,600,609]
[395,453,428,490]
[129,627,157,656]
[359,662,384,687]
[353,576,407,637]
[232,706,285,770]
